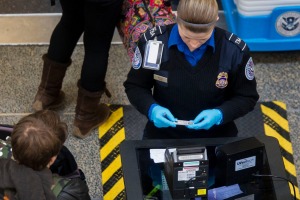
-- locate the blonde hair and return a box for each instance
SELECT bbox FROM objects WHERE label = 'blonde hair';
[177,0,219,33]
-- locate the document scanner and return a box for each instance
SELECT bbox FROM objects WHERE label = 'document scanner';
[164,146,209,199]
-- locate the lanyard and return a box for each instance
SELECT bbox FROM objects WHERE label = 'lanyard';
[142,0,156,27]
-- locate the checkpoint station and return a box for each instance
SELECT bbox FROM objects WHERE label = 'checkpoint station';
[0,0,300,200]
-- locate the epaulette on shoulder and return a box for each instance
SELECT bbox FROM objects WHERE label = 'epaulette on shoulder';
[225,31,248,51]
[140,25,167,43]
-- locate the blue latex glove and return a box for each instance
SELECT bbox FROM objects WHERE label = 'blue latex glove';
[149,105,176,128]
[187,109,223,130]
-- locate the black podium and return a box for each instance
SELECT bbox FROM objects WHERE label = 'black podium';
[120,136,291,200]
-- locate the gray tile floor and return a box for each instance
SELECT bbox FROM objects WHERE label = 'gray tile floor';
[0,44,299,199]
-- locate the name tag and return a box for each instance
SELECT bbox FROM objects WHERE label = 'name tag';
[154,74,168,83]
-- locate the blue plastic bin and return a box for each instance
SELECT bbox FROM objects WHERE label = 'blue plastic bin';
[221,0,300,51]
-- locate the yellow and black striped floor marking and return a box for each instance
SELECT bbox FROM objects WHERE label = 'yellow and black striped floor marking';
[99,105,126,200]
[261,101,299,199]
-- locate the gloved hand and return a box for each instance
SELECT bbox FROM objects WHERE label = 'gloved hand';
[187,109,223,130]
[150,105,176,128]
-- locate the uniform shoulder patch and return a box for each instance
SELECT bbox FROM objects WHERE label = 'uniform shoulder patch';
[132,46,142,70]
[245,57,255,80]
[225,32,248,51]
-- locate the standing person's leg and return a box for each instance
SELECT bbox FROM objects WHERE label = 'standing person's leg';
[73,0,123,138]
[32,0,85,111]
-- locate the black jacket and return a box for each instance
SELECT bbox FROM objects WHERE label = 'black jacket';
[0,159,56,200]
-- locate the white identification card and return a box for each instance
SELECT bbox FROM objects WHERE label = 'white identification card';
[175,120,194,126]
[143,40,164,70]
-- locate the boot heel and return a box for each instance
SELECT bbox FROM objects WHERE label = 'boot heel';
[73,80,111,138]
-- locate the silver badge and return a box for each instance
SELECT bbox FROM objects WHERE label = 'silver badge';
[132,46,142,70]
[245,57,255,80]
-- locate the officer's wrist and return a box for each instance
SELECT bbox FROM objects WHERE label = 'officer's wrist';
[148,104,159,120]
[214,109,223,125]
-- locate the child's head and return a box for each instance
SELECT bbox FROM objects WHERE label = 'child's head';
[11,110,68,171]
[177,0,219,33]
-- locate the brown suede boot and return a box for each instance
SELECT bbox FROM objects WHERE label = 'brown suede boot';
[32,54,71,111]
[73,81,111,139]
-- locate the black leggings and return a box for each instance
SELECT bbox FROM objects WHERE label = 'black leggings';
[47,0,123,91]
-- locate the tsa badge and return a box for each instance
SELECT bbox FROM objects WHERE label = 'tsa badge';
[216,72,228,89]
[245,57,255,80]
[132,46,142,70]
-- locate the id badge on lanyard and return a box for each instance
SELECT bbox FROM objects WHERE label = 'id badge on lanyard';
[143,37,164,70]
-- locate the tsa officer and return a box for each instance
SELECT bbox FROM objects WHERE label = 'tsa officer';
[124,0,259,139]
